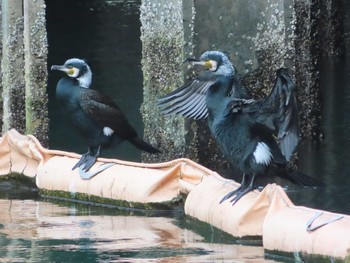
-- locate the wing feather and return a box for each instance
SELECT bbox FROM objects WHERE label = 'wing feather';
[80,89,137,138]
[157,71,217,120]
[230,69,299,161]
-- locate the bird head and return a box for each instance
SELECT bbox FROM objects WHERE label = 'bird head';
[51,58,92,88]
[185,51,235,77]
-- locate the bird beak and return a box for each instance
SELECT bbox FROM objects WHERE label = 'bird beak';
[183,57,214,70]
[51,65,74,75]
[51,64,66,71]
[183,57,199,63]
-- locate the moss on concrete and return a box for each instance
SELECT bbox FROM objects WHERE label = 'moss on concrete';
[1,0,49,145]
[2,1,26,134]
[265,249,348,263]
[140,0,189,163]
[24,0,49,146]
[0,172,36,187]
[39,189,186,210]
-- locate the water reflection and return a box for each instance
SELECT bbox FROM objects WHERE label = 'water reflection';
[0,199,281,262]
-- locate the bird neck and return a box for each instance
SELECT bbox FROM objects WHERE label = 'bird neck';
[77,66,92,88]
[215,61,235,77]
[56,77,82,110]
[56,77,79,93]
[206,77,233,121]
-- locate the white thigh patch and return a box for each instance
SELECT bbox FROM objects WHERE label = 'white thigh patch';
[253,142,272,165]
[103,127,114,136]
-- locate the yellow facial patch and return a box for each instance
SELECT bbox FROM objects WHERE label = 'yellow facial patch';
[203,60,213,69]
[67,68,75,75]
[66,67,80,78]
[192,59,218,71]
[206,60,218,71]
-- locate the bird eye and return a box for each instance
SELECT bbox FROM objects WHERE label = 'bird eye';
[208,60,218,72]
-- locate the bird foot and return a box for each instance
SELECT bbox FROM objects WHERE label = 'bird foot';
[220,185,254,205]
[72,151,98,172]
[219,185,242,204]
[228,187,253,205]
[79,163,115,179]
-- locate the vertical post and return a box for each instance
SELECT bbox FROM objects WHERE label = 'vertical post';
[23,0,49,145]
[1,0,25,134]
[140,0,190,162]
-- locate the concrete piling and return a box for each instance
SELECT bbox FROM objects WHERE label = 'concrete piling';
[23,0,49,145]
[1,0,48,145]
[1,0,26,135]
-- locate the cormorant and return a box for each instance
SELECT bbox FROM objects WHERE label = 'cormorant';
[51,58,160,176]
[158,51,324,204]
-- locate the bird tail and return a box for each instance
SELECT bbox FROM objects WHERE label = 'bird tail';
[129,137,161,154]
[283,169,325,188]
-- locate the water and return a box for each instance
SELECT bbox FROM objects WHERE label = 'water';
[0,190,279,262]
[1,0,348,261]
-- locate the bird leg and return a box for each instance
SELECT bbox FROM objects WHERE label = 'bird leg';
[229,173,256,205]
[220,173,248,204]
[220,173,257,205]
[72,146,101,172]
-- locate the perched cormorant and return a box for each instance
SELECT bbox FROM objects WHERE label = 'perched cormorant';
[158,51,324,204]
[51,58,160,175]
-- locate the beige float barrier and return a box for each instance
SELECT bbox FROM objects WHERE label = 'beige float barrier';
[263,185,350,258]
[0,129,349,260]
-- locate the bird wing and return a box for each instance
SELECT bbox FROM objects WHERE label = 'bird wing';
[79,89,137,139]
[229,98,287,165]
[230,68,299,161]
[157,71,217,120]
[257,68,299,161]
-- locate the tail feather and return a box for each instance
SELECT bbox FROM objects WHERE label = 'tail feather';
[284,169,325,188]
[129,137,161,154]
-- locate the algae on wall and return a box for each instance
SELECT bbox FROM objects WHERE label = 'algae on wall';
[1,0,26,134]
[1,0,48,145]
[140,0,192,162]
[23,0,49,145]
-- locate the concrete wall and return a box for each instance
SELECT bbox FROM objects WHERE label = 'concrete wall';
[140,0,195,162]
[1,0,48,145]
[1,0,26,134]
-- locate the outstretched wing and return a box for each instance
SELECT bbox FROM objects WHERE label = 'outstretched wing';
[259,68,299,161]
[157,71,216,120]
[79,89,137,139]
[157,71,249,120]
[231,68,299,161]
